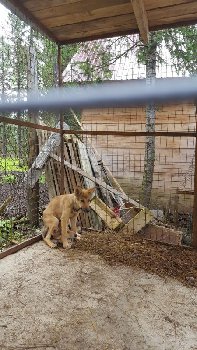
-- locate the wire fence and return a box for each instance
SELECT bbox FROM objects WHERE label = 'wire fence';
[0,96,196,251]
[0,11,197,251]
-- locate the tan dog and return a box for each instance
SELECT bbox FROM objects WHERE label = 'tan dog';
[42,187,95,249]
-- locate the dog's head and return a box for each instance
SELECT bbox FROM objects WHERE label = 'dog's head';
[74,187,95,212]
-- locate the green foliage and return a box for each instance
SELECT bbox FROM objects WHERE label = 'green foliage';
[162,26,197,75]
[137,26,197,75]
[0,174,16,184]
[0,219,23,248]
[137,32,163,65]
[0,157,27,172]
[39,174,46,184]
[75,43,112,82]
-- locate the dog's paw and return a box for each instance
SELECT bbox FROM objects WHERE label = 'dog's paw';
[63,240,72,249]
[49,242,57,249]
[75,233,81,240]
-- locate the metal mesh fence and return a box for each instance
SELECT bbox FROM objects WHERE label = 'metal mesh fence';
[0,8,196,251]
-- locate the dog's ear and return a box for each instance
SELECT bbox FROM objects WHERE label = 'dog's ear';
[88,187,95,195]
[75,187,82,198]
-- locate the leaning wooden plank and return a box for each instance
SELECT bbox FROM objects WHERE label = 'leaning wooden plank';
[120,209,154,234]
[25,122,70,188]
[71,136,86,187]
[45,160,57,200]
[74,140,102,228]
[51,153,148,210]
[71,109,123,207]
[86,142,114,207]
[90,196,123,231]
[71,137,98,228]
[64,142,91,227]
[76,138,94,189]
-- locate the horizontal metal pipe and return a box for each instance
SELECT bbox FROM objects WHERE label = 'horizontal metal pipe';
[0,78,196,113]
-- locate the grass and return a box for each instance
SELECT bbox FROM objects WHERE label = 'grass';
[0,219,16,248]
[0,157,28,172]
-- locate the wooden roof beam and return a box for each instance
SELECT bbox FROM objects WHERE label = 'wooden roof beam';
[131,0,149,44]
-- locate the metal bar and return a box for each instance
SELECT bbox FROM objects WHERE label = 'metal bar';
[1,115,196,137]
[58,44,65,195]
[192,118,197,248]
[0,78,197,112]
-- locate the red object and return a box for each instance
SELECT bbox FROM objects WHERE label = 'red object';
[113,207,120,217]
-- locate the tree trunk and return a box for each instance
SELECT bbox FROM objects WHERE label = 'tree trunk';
[1,36,7,159]
[27,30,39,227]
[141,34,157,208]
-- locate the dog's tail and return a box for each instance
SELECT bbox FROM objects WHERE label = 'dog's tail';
[41,226,48,238]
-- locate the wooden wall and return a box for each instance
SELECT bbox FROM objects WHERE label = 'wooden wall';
[81,103,196,212]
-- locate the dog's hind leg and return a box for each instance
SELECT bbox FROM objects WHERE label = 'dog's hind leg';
[43,216,59,248]
[41,226,48,238]
[61,212,72,249]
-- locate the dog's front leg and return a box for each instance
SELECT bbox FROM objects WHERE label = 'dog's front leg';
[70,215,81,240]
[61,213,72,249]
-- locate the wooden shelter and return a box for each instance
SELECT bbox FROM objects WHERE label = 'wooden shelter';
[2,0,197,44]
[1,0,197,248]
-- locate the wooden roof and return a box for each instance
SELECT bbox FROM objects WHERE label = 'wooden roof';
[2,0,197,44]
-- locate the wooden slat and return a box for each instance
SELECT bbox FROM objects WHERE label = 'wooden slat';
[51,153,148,209]
[22,0,129,14]
[3,0,197,43]
[36,1,131,25]
[0,234,42,260]
[131,0,149,44]
[51,14,136,40]
[90,196,123,230]
[69,138,88,228]
[45,160,59,199]
[121,208,153,234]
[65,141,90,228]
[21,0,192,14]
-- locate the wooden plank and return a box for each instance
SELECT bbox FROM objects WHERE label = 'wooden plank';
[1,115,196,138]
[70,137,90,228]
[51,14,136,40]
[21,0,81,12]
[38,2,131,27]
[0,234,42,260]
[90,196,123,230]
[21,0,189,13]
[45,160,57,199]
[121,208,153,234]
[3,0,197,45]
[51,153,149,210]
[22,0,129,14]
[65,141,90,228]
[148,2,197,22]
[131,0,149,44]
[76,138,95,189]
[25,122,69,188]
[71,109,123,207]
[0,0,57,42]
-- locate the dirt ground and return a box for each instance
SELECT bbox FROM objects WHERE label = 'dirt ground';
[75,231,197,287]
[0,241,197,350]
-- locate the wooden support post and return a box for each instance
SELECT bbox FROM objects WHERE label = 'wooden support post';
[58,44,64,195]
[192,119,197,248]
[131,0,149,44]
